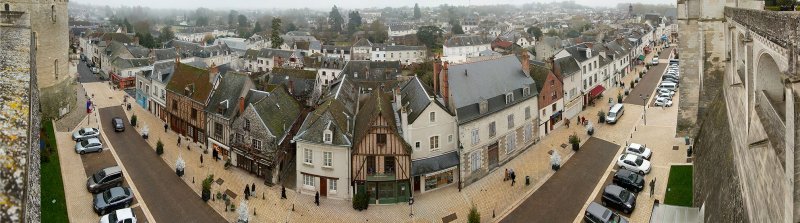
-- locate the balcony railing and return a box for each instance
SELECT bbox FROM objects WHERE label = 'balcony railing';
[725,7,798,49]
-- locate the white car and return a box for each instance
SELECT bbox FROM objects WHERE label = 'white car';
[654,97,673,107]
[625,143,652,160]
[99,207,136,223]
[617,154,652,175]
[73,127,100,141]
[658,92,673,99]
[652,57,659,65]
[75,137,103,154]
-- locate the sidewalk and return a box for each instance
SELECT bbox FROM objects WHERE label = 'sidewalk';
[77,57,659,222]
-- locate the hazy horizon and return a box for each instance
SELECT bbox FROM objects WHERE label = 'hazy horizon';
[72,0,676,11]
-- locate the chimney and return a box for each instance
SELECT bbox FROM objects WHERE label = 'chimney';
[288,79,295,95]
[209,63,219,84]
[238,97,245,114]
[175,46,181,63]
[433,56,441,94]
[520,52,530,76]
[133,36,139,45]
[441,61,450,109]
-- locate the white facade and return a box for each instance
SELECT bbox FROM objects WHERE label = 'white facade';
[442,44,490,63]
[538,99,564,138]
[388,27,416,37]
[561,69,583,120]
[295,141,351,200]
[370,47,426,65]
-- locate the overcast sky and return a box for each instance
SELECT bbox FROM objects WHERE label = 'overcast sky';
[73,0,675,10]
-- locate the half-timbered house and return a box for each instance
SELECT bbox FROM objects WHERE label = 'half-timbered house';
[166,62,216,144]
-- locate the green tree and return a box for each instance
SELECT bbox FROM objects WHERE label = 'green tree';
[133,21,150,35]
[468,205,480,223]
[203,34,215,45]
[347,11,362,35]
[417,25,443,50]
[253,21,263,34]
[284,22,298,33]
[414,3,422,19]
[271,18,284,49]
[328,5,344,32]
[123,18,133,33]
[196,16,209,26]
[136,32,157,48]
[546,29,559,37]
[159,26,175,43]
[566,29,581,38]
[238,15,249,29]
[228,10,238,28]
[449,19,464,34]
[527,26,543,40]
[367,20,388,43]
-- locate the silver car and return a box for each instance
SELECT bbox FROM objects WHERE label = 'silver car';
[73,127,100,141]
[76,137,103,154]
[654,97,673,107]
[94,186,134,215]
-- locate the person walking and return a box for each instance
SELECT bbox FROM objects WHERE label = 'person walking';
[504,168,509,181]
[164,123,168,132]
[251,183,256,194]
[315,191,320,206]
[244,186,250,200]
[511,169,517,186]
[200,154,204,167]
[281,186,287,199]
[177,136,182,146]
[650,178,656,197]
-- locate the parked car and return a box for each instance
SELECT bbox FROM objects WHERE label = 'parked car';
[663,74,679,80]
[111,117,125,132]
[584,202,629,223]
[658,88,676,96]
[87,166,124,193]
[654,97,673,107]
[651,57,659,65]
[94,186,134,215]
[617,154,652,174]
[601,185,637,214]
[92,67,101,74]
[613,169,645,193]
[75,137,103,154]
[663,76,680,83]
[73,127,100,141]
[662,80,679,87]
[658,92,673,99]
[99,207,137,223]
[605,104,625,124]
[625,143,652,160]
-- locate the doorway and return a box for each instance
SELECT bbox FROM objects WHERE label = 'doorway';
[488,143,499,168]
[320,177,328,197]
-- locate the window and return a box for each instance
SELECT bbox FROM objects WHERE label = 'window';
[488,122,496,138]
[252,139,262,150]
[376,134,387,145]
[161,89,166,99]
[525,124,533,142]
[244,119,250,131]
[470,152,482,171]
[172,99,178,111]
[51,5,55,22]
[525,107,531,120]
[471,129,480,145]
[505,93,514,104]
[191,108,198,120]
[551,91,556,100]
[303,175,314,187]
[550,80,555,87]
[384,156,395,174]
[523,87,530,97]
[552,104,557,112]
[304,149,313,164]
[508,114,515,129]
[429,112,436,122]
[329,179,337,191]
[323,152,332,167]
[430,136,439,150]
[323,132,332,144]
[506,133,516,154]
[448,135,453,142]
[583,80,587,90]
[214,122,223,138]
[415,142,420,149]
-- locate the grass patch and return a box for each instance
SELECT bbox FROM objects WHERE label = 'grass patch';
[41,119,69,223]
[664,165,693,207]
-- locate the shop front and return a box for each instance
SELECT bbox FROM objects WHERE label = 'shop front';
[208,138,230,161]
[356,179,411,204]
[411,151,460,194]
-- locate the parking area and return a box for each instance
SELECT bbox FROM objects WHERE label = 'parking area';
[78,146,140,209]
[625,47,675,106]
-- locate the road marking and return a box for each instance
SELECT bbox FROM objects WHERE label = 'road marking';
[97,102,156,223]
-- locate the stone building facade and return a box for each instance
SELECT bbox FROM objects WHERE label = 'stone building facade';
[3,0,73,119]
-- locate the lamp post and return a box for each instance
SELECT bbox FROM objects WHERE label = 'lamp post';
[639,94,649,125]
[409,197,414,217]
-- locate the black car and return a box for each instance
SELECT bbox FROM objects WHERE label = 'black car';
[601,185,636,214]
[613,169,644,193]
[112,117,125,132]
[93,186,134,215]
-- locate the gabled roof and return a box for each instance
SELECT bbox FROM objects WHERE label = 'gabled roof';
[340,61,402,88]
[251,87,302,141]
[243,48,296,60]
[352,38,373,47]
[153,48,178,61]
[399,76,452,123]
[110,57,151,70]
[563,43,599,62]
[555,56,581,77]
[205,72,250,119]
[294,75,358,147]
[268,68,317,97]
[166,63,214,102]
[152,61,175,84]
[444,35,491,47]
[353,91,411,152]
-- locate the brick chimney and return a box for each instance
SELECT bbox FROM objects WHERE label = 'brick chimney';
[209,63,219,84]
[239,97,245,114]
[433,56,441,94]
[133,36,139,45]
[288,79,295,95]
[520,52,530,76]
[175,46,181,64]
[441,61,450,108]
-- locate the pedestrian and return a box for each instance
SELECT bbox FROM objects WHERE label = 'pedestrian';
[200,154,204,167]
[251,183,256,194]
[177,136,182,146]
[565,118,570,128]
[281,186,287,199]
[315,191,320,206]
[511,170,517,186]
[504,168,509,181]
[650,178,656,197]
[244,185,250,200]
[164,123,168,132]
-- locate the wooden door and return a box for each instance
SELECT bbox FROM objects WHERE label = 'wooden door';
[414,176,421,191]
[320,177,328,196]
[488,143,499,168]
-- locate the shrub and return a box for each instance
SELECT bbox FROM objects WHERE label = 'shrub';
[569,133,581,145]
[617,93,623,103]
[597,111,606,123]
[629,80,635,88]
[352,188,370,210]
[639,72,644,78]
[156,140,164,156]
[468,205,481,223]
[130,115,138,126]
[202,174,214,202]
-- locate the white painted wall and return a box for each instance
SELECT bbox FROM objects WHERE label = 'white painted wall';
[295,141,352,200]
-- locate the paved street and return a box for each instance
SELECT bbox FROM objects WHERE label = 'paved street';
[98,106,226,223]
[77,60,103,83]
[625,47,675,106]
[500,137,621,223]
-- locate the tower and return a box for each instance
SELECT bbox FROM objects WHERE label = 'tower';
[628,3,633,17]
[2,0,74,119]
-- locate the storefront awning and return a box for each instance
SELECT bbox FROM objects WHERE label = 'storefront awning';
[638,55,645,60]
[411,151,459,176]
[589,85,606,98]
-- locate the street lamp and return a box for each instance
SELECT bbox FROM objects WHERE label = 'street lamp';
[639,94,649,125]
[409,197,414,217]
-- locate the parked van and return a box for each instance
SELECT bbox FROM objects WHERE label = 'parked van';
[584,202,629,223]
[87,166,124,193]
[606,104,625,124]
[659,82,678,90]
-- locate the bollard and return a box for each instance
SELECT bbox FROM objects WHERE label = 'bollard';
[525,176,530,186]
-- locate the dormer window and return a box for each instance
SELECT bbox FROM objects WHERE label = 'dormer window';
[323,129,333,144]
[244,119,251,131]
[505,93,514,104]
[479,100,488,114]
[523,87,530,97]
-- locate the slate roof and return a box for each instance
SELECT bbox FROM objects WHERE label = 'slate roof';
[322,45,351,54]
[444,35,491,47]
[126,45,150,58]
[304,56,345,70]
[168,40,232,58]
[214,38,248,52]
[555,56,581,77]
[398,76,452,123]
[293,75,358,146]
[268,68,317,98]
[251,86,302,142]
[206,72,250,119]
[166,63,214,102]
[389,24,414,32]
[110,57,151,70]
[340,61,402,89]
[353,91,411,152]
[243,48,296,60]
[443,55,538,124]
[152,61,175,83]
[153,48,178,61]
[563,43,599,62]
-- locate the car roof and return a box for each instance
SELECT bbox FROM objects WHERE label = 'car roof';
[629,143,642,148]
[622,154,638,161]
[103,166,122,174]
[609,104,623,112]
[82,127,96,131]
[87,138,101,143]
[114,208,135,219]
[586,202,611,220]
[615,168,635,177]
[604,184,625,195]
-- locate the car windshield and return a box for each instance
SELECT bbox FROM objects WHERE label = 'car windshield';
[636,146,644,152]
[93,171,106,182]
[619,189,631,201]
[102,190,112,201]
[80,140,90,147]
[108,212,118,223]
[635,157,644,166]
[627,173,637,181]
[608,112,616,117]
[609,213,622,223]
[79,129,86,134]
